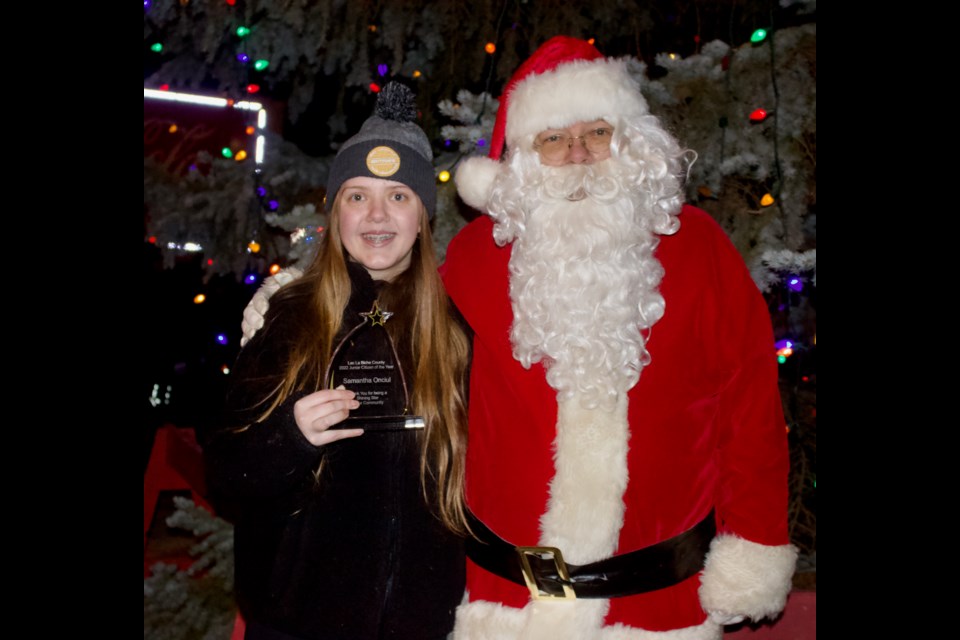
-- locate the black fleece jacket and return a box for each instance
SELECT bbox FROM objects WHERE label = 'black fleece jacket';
[204,263,465,640]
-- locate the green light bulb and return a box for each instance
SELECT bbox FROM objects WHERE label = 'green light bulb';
[150,43,163,53]
[750,28,767,43]
[221,147,234,159]
[236,26,251,37]
[254,59,269,71]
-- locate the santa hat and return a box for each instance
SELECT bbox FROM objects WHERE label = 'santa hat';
[456,36,652,211]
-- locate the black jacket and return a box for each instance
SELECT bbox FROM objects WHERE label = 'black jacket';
[204,263,465,640]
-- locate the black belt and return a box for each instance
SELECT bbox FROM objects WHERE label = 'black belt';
[465,509,715,600]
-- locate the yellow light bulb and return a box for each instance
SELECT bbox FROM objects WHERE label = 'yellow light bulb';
[168,124,178,133]
[235,149,248,161]
[269,264,281,275]
[760,193,775,207]
[248,241,261,253]
[193,294,206,304]
[438,170,451,183]
[413,70,422,78]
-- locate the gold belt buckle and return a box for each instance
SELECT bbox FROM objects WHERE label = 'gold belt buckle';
[516,546,576,601]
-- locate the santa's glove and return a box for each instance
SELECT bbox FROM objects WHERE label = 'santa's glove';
[240,267,303,347]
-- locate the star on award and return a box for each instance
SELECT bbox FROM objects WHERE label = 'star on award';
[361,300,394,327]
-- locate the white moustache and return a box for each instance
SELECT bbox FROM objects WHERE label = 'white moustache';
[538,160,624,203]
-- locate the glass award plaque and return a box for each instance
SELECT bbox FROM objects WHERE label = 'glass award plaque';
[324,300,424,431]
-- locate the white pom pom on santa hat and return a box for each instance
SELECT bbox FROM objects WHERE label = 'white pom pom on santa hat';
[454,156,502,211]
[454,35,650,212]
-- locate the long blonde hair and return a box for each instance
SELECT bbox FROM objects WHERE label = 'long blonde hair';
[255,194,471,533]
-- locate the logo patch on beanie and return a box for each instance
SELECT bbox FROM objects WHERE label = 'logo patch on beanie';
[366,146,401,177]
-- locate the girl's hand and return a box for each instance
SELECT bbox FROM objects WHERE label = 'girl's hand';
[293,386,363,446]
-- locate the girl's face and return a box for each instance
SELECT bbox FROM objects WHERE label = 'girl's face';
[338,176,423,281]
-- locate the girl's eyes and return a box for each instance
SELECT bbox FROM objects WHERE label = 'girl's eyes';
[343,190,412,203]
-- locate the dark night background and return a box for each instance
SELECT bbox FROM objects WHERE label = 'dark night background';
[143,1,817,488]
[144,6,815,634]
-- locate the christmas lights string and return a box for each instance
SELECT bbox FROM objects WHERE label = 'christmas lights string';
[765,5,785,213]
[145,0,287,281]
[146,2,813,359]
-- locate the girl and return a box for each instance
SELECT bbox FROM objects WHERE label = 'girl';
[204,83,471,640]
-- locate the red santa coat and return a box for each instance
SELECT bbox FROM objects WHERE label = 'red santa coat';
[440,205,794,638]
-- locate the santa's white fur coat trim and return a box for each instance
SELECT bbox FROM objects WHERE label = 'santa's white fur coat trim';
[454,599,723,640]
[698,535,798,622]
[454,392,723,639]
[454,393,630,638]
[454,390,797,638]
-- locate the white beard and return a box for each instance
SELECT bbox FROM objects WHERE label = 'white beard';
[489,157,672,411]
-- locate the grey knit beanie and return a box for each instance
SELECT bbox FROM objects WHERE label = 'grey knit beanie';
[326,82,436,218]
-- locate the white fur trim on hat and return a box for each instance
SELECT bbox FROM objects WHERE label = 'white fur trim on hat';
[698,534,798,622]
[506,57,649,147]
[455,155,502,211]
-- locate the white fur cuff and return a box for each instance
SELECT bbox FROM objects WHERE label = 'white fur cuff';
[698,534,798,622]
[239,266,304,347]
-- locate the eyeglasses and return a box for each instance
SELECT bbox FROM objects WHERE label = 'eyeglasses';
[533,126,614,162]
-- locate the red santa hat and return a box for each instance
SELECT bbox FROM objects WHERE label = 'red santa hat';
[456,35,652,210]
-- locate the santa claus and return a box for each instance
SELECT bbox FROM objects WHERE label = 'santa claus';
[440,36,797,639]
